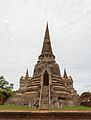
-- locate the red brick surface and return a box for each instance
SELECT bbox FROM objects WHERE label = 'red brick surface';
[0,111,91,120]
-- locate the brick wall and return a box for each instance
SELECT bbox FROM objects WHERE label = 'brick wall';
[0,111,91,120]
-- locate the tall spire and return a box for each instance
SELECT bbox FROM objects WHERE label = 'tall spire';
[41,22,53,55]
[44,22,50,40]
[38,23,55,62]
[63,68,68,78]
[25,69,29,78]
[41,23,53,55]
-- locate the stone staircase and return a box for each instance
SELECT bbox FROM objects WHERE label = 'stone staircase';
[40,86,49,109]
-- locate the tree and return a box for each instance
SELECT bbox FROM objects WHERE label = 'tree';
[0,76,13,90]
[0,76,13,104]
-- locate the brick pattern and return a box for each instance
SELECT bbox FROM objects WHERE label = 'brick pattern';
[0,111,91,120]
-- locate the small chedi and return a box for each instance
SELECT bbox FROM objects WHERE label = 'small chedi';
[79,92,91,107]
[7,23,79,109]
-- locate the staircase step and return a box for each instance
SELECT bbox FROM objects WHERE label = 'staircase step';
[42,89,49,91]
[40,86,49,109]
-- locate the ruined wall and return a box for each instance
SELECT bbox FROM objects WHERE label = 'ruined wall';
[0,111,91,120]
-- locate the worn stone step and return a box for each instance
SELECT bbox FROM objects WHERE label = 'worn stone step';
[41,98,49,101]
[42,89,49,92]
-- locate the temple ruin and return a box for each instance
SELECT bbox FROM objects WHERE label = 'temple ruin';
[7,23,79,109]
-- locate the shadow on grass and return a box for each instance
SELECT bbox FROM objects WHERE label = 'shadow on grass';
[0,104,91,111]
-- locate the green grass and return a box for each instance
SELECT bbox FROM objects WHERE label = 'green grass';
[0,104,37,111]
[0,104,91,111]
[51,106,91,111]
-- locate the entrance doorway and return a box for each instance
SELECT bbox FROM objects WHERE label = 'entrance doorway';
[43,70,49,86]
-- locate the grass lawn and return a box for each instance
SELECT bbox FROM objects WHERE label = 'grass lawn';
[50,106,91,111]
[0,104,36,111]
[0,104,91,111]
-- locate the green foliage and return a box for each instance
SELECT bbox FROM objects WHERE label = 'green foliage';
[0,90,13,100]
[0,76,13,103]
[0,76,13,91]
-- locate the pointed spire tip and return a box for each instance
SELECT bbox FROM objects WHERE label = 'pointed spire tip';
[47,22,48,26]
[63,68,68,78]
[44,22,50,40]
[25,68,29,78]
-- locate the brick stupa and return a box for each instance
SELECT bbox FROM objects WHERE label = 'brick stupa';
[7,23,79,109]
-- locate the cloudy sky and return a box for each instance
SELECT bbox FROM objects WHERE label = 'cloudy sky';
[0,0,91,95]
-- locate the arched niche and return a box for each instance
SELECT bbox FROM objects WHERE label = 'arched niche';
[43,70,49,86]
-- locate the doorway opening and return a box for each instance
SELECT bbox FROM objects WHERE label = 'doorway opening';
[43,70,49,86]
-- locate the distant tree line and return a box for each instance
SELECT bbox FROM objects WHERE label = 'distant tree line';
[0,76,13,105]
